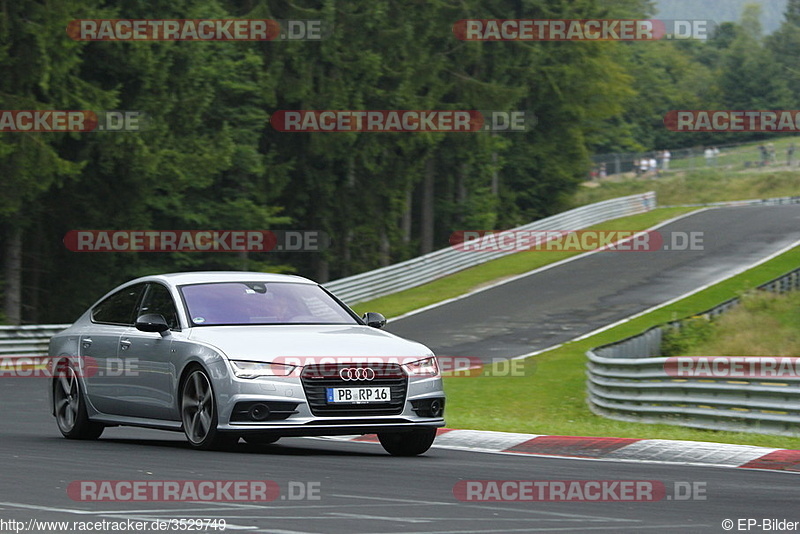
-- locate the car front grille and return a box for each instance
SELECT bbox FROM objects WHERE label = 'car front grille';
[300,362,407,416]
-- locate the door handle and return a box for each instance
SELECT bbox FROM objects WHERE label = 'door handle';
[120,339,132,351]
[82,338,93,349]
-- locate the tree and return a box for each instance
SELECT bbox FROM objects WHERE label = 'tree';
[0,0,114,323]
[26,0,292,321]
[718,5,792,111]
[766,0,800,107]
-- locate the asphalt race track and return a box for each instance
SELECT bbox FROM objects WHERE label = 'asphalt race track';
[1,382,799,534]
[387,205,800,361]
[2,204,800,533]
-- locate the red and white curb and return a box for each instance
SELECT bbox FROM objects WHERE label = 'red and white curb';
[323,428,800,473]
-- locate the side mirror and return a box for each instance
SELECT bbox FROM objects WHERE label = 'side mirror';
[362,312,386,329]
[136,314,171,336]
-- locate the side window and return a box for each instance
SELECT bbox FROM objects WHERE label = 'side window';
[138,283,179,330]
[92,284,146,326]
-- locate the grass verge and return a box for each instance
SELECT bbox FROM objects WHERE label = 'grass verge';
[666,291,800,358]
[573,168,800,207]
[665,135,800,172]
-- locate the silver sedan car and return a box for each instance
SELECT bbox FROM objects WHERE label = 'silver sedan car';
[48,272,445,455]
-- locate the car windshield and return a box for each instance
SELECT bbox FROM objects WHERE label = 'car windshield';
[180,282,358,326]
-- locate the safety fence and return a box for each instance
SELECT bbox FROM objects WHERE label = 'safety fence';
[586,267,800,436]
[590,136,800,178]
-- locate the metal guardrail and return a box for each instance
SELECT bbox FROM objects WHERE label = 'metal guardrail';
[586,267,800,436]
[324,192,656,304]
[0,325,71,358]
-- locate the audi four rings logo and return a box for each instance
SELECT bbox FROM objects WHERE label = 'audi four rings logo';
[339,367,376,381]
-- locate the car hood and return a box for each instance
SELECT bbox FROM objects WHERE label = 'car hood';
[185,324,433,362]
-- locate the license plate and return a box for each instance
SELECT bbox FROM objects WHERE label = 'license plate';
[326,387,390,404]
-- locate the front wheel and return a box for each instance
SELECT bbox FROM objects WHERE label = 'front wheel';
[180,367,237,450]
[378,428,437,456]
[53,364,104,440]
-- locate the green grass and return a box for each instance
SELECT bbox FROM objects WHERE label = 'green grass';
[353,206,697,317]
[574,168,800,208]
[674,291,800,358]
[666,135,800,172]
[443,245,800,450]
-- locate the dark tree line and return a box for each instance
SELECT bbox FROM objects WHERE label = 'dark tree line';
[2,0,799,323]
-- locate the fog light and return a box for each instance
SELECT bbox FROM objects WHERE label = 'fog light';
[248,403,271,421]
[429,399,443,417]
[411,398,445,417]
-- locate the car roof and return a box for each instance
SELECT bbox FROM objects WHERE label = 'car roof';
[128,271,316,287]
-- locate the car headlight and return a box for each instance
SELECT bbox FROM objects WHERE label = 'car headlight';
[230,360,297,378]
[402,356,439,377]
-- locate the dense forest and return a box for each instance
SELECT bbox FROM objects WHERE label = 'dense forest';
[3,0,800,324]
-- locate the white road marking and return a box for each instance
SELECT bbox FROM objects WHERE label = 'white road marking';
[357,525,710,534]
[327,512,432,523]
[329,494,638,522]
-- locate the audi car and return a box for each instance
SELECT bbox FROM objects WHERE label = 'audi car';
[47,272,445,455]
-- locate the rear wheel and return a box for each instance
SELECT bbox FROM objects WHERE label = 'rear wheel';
[180,367,237,450]
[378,428,437,456]
[53,364,104,440]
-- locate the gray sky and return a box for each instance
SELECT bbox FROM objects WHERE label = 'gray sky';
[654,0,788,34]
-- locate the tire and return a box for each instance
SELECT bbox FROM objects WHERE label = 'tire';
[180,366,237,451]
[242,435,280,445]
[53,363,104,440]
[378,428,437,456]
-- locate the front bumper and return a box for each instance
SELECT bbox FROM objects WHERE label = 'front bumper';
[214,361,446,435]
[220,418,446,437]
